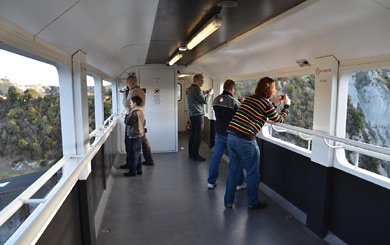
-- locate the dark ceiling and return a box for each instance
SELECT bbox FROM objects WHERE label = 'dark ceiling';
[146,0,306,66]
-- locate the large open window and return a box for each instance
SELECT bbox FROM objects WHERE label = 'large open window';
[235,74,315,148]
[103,80,112,120]
[0,50,62,181]
[87,75,96,133]
[346,69,390,177]
[0,50,62,241]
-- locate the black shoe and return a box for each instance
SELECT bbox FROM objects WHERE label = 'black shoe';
[142,161,154,166]
[192,156,206,161]
[224,203,233,209]
[248,202,267,210]
[119,164,129,169]
[123,172,136,177]
[137,171,142,175]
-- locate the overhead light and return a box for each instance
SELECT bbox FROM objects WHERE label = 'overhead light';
[187,15,222,50]
[168,53,183,66]
[178,46,187,52]
[178,74,191,78]
[217,0,239,8]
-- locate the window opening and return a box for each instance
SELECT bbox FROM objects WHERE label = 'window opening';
[346,69,390,177]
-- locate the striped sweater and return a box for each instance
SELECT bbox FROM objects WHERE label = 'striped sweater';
[228,95,289,139]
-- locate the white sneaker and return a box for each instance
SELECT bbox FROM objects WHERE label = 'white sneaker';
[208,183,217,189]
[236,183,246,191]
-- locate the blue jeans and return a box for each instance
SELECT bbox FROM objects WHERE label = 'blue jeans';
[208,133,244,185]
[126,137,142,174]
[224,133,260,207]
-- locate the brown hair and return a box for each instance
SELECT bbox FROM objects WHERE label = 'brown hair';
[223,79,235,91]
[255,77,275,98]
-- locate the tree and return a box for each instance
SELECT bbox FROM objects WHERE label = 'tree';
[7,86,23,102]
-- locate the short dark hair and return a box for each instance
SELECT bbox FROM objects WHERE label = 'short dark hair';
[223,79,235,91]
[255,77,275,98]
[130,95,143,106]
[193,74,204,83]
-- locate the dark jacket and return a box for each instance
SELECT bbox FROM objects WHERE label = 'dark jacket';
[213,91,240,136]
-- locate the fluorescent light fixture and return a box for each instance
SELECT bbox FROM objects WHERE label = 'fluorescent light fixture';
[187,15,222,50]
[178,74,191,78]
[168,53,183,66]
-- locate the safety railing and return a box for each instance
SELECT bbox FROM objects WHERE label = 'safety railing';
[266,121,390,162]
[270,124,313,150]
[0,114,119,245]
[264,121,390,189]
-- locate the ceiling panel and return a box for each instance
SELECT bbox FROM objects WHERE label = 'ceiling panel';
[0,0,159,77]
[146,0,306,66]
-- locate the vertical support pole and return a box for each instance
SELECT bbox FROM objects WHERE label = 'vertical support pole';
[58,63,79,175]
[72,50,91,180]
[306,55,339,237]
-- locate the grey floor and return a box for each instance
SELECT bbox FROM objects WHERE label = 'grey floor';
[98,134,328,245]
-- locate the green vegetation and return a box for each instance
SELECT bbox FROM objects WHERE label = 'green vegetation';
[87,86,112,132]
[0,86,62,163]
[1,85,112,179]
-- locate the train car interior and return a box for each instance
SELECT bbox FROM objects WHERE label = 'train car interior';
[0,0,389,244]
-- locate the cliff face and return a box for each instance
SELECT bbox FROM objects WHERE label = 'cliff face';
[348,69,390,177]
[349,70,390,147]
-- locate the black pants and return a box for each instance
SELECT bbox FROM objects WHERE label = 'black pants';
[188,115,204,158]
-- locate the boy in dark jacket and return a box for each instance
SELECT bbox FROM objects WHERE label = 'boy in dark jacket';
[124,95,145,177]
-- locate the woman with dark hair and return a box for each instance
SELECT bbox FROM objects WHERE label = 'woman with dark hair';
[224,77,291,209]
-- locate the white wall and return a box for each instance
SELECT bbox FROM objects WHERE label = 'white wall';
[139,66,178,152]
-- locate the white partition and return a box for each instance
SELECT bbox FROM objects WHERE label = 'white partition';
[140,67,178,152]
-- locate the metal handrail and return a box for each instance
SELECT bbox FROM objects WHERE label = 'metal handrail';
[271,125,288,133]
[270,124,312,150]
[0,156,71,227]
[0,115,118,244]
[267,121,390,157]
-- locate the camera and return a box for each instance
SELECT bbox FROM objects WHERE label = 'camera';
[119,86,129,93]
[280,94,285,99]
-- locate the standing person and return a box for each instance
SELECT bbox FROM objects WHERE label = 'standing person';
[123,96,145,177]
[207,80,245,190]
[121,74,154,169]
[224,77,291,209]
[187,74,214,161]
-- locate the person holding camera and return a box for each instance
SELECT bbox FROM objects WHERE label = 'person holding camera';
[224,77,290,210]
[121,74,155,169]
[207,79,245,190]
[187,74,214,161]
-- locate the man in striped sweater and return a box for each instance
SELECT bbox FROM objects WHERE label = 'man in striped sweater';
[224,77,291,210]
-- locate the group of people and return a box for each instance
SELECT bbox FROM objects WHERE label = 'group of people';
[121,72,291,209]
[187,74,291,210]
[120,74,155,177]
